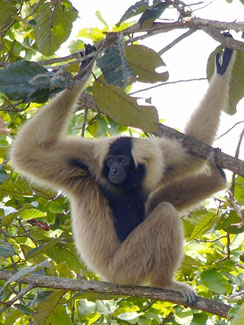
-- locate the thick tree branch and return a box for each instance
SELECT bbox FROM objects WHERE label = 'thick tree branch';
[125,18,244,52]
[1,17,242,68]
[0,270,231,318]
[156,124,244,177]
[77,93,244,177]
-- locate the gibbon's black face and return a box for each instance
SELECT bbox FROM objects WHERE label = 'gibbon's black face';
[102,137,146,188]
[106,153,131,184]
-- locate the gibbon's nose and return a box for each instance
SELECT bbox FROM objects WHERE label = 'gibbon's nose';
[111,167,119,175]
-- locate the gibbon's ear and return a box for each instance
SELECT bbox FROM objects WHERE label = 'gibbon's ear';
[131,138,164,192]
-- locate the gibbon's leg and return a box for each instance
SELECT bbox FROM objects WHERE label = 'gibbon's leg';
[106,202,197,304]
[146,151,227,215]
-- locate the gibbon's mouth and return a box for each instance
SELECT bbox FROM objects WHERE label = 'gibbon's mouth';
[109,176,125,185]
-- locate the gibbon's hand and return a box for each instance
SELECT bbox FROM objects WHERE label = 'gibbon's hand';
[79,44,96,76]
[216,32,233,75]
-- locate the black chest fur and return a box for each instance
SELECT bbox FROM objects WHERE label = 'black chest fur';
[99,185,147,242]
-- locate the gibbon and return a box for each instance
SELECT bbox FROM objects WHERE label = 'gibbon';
[10,43,235,305]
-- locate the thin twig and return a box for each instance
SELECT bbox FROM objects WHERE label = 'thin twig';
[231,128,244,194]
[81,108,89,137]
[216,121,244,140]
[0,284,34,313]
[129,77,206,96]
[158,28,196,55]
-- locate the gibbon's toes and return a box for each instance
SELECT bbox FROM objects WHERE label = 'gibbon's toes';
[167,282,199,305]
[181,287,199,305]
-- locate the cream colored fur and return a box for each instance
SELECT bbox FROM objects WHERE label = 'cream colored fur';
[10,51,235,303]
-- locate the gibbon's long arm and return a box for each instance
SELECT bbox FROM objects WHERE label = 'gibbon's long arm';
[146,152,227,215]
[10,75,94,191]
[160,45,235,182]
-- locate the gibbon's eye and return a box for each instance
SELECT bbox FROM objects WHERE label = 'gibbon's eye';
[106,155,114,166]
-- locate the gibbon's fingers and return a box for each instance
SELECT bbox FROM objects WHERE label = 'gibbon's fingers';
[216,32,233,76]
[216,47,233,76]
[78,44,96,79]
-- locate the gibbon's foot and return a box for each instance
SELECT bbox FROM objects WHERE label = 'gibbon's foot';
[207,150,226,181]
[179,284,199,306]
[161,281,198,305]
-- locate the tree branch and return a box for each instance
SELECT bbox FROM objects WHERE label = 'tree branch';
[125,18,244,52]
[77,93,244,177]
[156,124,244,177]
[0,270,231,318]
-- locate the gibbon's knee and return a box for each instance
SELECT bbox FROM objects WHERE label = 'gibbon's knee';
[106,202,184,285]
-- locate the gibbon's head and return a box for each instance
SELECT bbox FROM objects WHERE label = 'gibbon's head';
[102,137,145,188]
[93,136,164,192]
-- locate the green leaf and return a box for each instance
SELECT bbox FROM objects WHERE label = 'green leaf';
[0,168,8,184]
[34,1,78,55]
[68,39,85,54]
[117,0,149,25]
[93,76,159,132]
[26,238,61,259]
[31,291,53,306]
[125,44,169,83]
[0,260,50,293]
[46,246,83,274]
[19,208,46,220]
[46,305,72,325]
[207,47,244,115]
[0,0,17,32]
[0,244,15,257]
[200,270,228,294]
[180,254,202,274]
[77,27,107,42]
[97,41,133,88]
[231,303,244,325]
[14,304,33,315]
[34,290,68,325]
[0,145,8,156]
[0,60,73,102]
[191,313,208,325]
[5,310,23,325]
[95,10,108,27]
[56,261,73,278]
[0,60,48,102]
[186,209,218,240]
[139,1,169,28]
[215,211,244,234]
[235,176,244,205]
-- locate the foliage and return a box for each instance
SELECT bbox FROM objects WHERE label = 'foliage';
[0,0,244,324]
